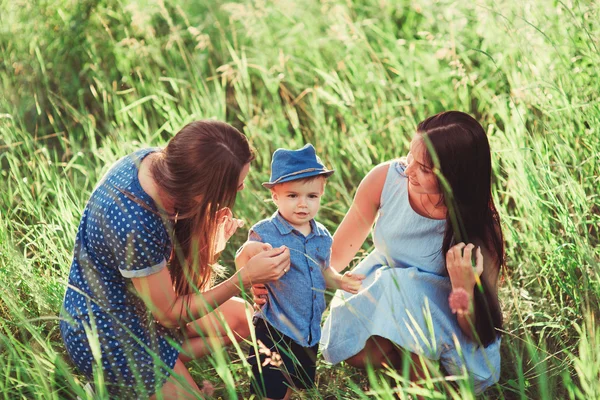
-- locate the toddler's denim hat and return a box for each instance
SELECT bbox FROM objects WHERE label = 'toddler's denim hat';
[262,144,334,189]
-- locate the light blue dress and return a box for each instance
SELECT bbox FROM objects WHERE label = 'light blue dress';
[320,161,501,393]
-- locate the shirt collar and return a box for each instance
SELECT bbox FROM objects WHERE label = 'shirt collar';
[271,211,324,237]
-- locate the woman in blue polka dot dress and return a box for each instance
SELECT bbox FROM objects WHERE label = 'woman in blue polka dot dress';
[60,121,291,398]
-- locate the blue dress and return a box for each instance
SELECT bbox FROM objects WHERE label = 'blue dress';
[320,161,501,394]
[60,148,181,397]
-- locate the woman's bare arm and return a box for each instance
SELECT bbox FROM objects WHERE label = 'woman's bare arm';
[330,162,389,272]
[132,247,289,328]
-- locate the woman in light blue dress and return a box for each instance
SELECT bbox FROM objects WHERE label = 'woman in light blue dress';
[320,111,504,394]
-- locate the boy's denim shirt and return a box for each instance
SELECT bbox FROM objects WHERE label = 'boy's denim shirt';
[248,211,333,347]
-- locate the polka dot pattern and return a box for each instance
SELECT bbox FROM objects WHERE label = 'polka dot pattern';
[60,148,181,397]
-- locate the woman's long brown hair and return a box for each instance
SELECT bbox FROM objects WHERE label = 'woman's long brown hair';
[418,111,504,347]
[151,121,254,296]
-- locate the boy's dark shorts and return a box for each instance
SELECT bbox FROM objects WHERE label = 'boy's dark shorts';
[248,318,318,399]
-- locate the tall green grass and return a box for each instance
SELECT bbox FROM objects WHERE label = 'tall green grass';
[1,0,599,398]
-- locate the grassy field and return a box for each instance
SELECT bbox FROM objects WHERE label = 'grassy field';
[1,0,599,398]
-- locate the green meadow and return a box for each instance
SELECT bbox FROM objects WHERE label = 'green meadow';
[1,0,599,398]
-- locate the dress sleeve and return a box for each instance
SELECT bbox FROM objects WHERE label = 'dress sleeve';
[104,194,170,278]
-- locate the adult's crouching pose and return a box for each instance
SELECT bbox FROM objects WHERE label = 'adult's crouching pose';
[319,111,504,394]
[60,121,290,398]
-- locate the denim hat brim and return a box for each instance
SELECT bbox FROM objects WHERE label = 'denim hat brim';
[262,168,334,189]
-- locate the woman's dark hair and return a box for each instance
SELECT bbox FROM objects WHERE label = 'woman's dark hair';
[417,111,504,346]
[151,120,255,296]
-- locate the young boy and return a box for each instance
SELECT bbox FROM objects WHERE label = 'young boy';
[236,144,364,400]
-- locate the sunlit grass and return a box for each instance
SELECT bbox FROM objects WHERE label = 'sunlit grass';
[1,0,599,398]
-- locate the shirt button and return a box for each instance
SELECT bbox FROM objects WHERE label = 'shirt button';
[313,294,316,299]
[310,267,313,271]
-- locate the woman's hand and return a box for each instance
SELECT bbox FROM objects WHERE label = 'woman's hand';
[215,207,244,253]
[446,242,483,291]
[239,246,290,287]
[446,242,484,335]
[239,242,273,261]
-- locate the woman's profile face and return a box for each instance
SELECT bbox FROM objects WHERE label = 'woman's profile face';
[404,137,440,195]
[237,163,251,191]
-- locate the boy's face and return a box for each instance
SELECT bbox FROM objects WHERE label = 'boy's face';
[271,177,325,230]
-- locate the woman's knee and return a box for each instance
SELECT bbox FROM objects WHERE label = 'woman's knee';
[223,297,252,339]
[345,352,368,368]
[185,297,252,339]
[344,336,403,369]
[228,312,251,339]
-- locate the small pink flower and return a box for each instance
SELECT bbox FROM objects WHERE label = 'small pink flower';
[448,288,471,315]
[200,379,215,396]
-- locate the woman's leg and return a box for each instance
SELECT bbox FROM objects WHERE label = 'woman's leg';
[345,336,432,400]
[345,335,402,369]
[180,296,253,361]
[150,357,200,400]
[345,336,428,380]
[151,298,252,398]
[270,388,292,400]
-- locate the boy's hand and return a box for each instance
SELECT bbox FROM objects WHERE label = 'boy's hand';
[339,271,365,294]
[251,284,269,310]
